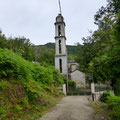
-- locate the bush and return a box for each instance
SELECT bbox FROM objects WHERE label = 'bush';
[53,69,64,86]
[0,48,33,80]
[113,79,120,96]
[0,48,64,88]
[99,91,120,120]
[68,80,76,91]
[0,48,64,119]
[107,96,120,120]
[99,91,114,102]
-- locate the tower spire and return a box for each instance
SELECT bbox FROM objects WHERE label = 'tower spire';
[58,0,62,14]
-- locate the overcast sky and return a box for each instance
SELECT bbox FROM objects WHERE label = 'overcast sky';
[0,0,107,45]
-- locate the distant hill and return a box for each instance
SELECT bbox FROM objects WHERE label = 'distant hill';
[33,42,77,61]
[37,42,77,55]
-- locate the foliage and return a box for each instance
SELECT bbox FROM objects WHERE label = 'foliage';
[98,95,120,120]
[99,91,114,102]
[68,80,76,91]
[98,91,120,120]
[0,30,77,65]
[34,42,77,62]
[53,69,64,87]
[75,0,120,95]
[37,48,55,66]
[0,31,35,61]
[0,48,64,120]
[75,38,94,72]
[107,96,120,120]
[40,43,77,55]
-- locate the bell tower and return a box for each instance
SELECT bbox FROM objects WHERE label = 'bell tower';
[54,12,68,75]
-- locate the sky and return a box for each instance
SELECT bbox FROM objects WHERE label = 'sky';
[0,0,108,45]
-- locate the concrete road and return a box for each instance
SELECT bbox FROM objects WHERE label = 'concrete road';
[39,96,94,120]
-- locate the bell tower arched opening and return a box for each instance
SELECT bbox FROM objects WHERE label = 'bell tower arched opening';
[59,59,62,73]
[58,25,61,36]
[59,40,62,54]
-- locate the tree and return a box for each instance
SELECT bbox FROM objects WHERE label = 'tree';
[37,48,55,66]
[76,0,120,95]
[0,30,35,61]
[89,0,120,95]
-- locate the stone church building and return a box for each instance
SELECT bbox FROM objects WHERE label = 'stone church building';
[54,13,86,88]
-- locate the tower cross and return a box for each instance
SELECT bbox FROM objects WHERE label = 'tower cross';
[58,0,62,14]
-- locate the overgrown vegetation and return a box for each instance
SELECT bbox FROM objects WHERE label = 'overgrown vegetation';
[68,80,76,91]
[76,1,120,118]
[0,49,64,120]
[0,31,77,67]
[34,43,77,63]
[75,0,120,96]
[99,91,114,102]
[92,91,120,120]
[0,31,35,61]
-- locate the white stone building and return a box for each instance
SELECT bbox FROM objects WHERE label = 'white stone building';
[54,13,86,88]
[54,14,68,76]
[70,70,86,88]
[68,61,86,88]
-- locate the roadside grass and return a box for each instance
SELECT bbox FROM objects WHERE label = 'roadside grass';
[91,91,120,120]
[20,95,63,120]
[91,101,111,120]
[0,49,65,120]
[0,81,64,120]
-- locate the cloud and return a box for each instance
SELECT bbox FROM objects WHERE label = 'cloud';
[0,0,107,45]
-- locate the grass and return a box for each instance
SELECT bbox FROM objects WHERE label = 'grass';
[0,49,65,120]
[91,101,111,120]
[0,80,64,120]
[20,96,63,120]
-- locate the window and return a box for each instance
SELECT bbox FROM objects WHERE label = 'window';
[58,25,61,36]
[59,40,62,54]
[59,59,62,73]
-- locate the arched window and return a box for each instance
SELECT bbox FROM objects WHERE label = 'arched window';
[59,40,62,54]
[58,25,61,36]
[59,59,62,73]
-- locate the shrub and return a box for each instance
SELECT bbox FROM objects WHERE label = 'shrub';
[68,80,76,91]
[107,96,120,120]
[0,48,64,119]
[99,91,114,102]
[0,48,64,88]
[113,78,120,96]
[32,64,54,85]
[53,69,64,86]
[0,80,7,90]
[0,48,33,80]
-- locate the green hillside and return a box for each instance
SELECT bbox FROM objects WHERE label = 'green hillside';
[0,48,65,120]
[34,42,77,62]
[39,42,77,55]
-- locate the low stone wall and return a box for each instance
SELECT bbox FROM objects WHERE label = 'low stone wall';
[91,91,104,101]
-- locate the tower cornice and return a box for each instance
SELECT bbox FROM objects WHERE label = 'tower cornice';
[55,54,67,57]
[54,22,66,26]
[55,36,66,40]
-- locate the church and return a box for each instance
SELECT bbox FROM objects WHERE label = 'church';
[54,13,86,88]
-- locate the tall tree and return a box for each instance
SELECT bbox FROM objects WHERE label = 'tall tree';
[76,0,120,95]
[0,30,35,61]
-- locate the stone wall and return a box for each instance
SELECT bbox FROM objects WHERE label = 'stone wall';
[70,70,86,88]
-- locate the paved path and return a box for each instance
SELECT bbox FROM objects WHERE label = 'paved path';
[39,96,94,120]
